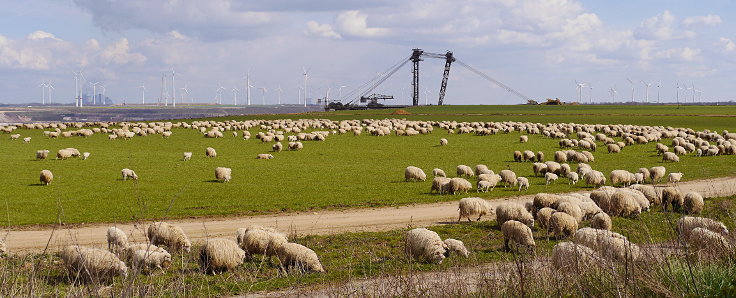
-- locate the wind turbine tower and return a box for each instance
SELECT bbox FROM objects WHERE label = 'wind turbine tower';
[575,80,586,102]
[138,84,146,104]
[626,78,635,102]
[302,67,309,107]
[259,87,267,105]
[609,86,617,102]
[38,81,47,105]
[275,86,283,104]
[641,81,653,103]
[232,87,240,105]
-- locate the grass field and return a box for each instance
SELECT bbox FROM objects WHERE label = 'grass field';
[0,105,734,226]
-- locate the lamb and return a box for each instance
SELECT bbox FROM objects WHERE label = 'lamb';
[549,212,578,239]
[649,166,666,184]
[520,135,528,143]
[206,147,217,158]
[430,177,451,194]
[198,238,246,274]
[633,173,644,184]
[236,226,288,258]
[677,216,729,241]
[573,228,640,262]
[668,172,684,185]
[683,192,704,214]
[183,152,192,161]
[456,165,474,177]
[215,167,232,182]
[458,197,493,222]
[432,168,446,177]
[535,207,556,231]
[545,172,558,185]
[687,228,733,254]
[477,180,493,192]
[256,153,274,159]
[501,220,535,251]
[566,172,579,184]
[122,243,167,263]
[82,152,90,160]
[478,174,501,189]
[147,222,192,252]
[496,203,534,226]
[131,249,172,272]
[23,137,31,143]
[552,242,599,270]
[405,228,449,264]
[36,150,49,160]
[499,169,517,187]
[517,177,530,191]
[661,187,684,211]
[662,152,679,162]
[106,227,128,253]
[638,168,651,182]
[121,168,138,181]
[448,177,472,194]
[443,239,469,257]
[61,246,128,280]
[40,170,53,185]
[277,242,326,273]
[404,166,427,182]
[590,212,612,230]
[440,138,448,146]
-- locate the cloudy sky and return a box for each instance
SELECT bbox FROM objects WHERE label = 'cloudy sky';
[1,0,734,105]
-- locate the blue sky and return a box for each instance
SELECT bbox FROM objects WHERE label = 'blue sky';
[0,0,734,105]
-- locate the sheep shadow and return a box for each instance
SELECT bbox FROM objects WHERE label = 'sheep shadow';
[28,183,47,187]
[205,179,222,183]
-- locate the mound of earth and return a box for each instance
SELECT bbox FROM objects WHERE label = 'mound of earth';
[391,109,411,115]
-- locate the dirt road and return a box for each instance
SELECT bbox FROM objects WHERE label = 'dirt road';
[5,176,735,254]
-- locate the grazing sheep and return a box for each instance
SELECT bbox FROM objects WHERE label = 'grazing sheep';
[662,187,684,211]
[162,131,172,138]
[552,242,599,270]
[499,169,517,187]
[501,220,535,251]
[662,152,679,162]
[474,164,491,175]
[683,192,704,214]
[237,226,288,258]
[545,172,559,185]
[39,170,53,185]
[536,207,556,231]
[590,212,612,230]
[405,166,427,182]
[277,242,326,273]
[649,166,666,184]
[82,152,90,160]
[678,216,729,241]
[106,227,128,253]
[132,249,172,272]
[477,180,493,192]
[536,151,545,162]
[183,152,192,161]
[638,168,651,182]
[273,142,283,152]
[607,144,621,153]
[556,202,583,223]
[549,212,578,239]
[573,228,640,262]
[215,167,232,182]
[610,170,635,186]
[199,238,245,274]
[147,222,192,252]
[533,193,561,212]
[405,228,449,264]
[443,239,469,257]
[36,150,49,160]
[440,138,448,146]
[532,162,547,176]
[566,172,579,185]
[687,228,733,254]
[206,147,217,158]
[431,177,451,194]
[520,135,528,143]
[432,168,446,177]
[456,165,474,177]
[629,184,661,205]
[584,170,606,187]
[122,243,167,263]
[514,151,522,162]
[633,173,644,184]
[609,191,642,217]
[523,150,535,162]
[23,137,31,143]
[496,203,534,226]
[121,168,138,181]
[448,177,472,194]
[61,246,128,280]
[668,172,684,185]
[478,174,501,190]
[517,177,530,191]
[56,149,74,160]
[458,197,493,222]
[256,154,274,159]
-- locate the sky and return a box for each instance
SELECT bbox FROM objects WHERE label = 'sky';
[1,0,735,105]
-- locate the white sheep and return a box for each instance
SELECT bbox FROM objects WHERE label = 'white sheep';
[206,147,217,158]
[520,135,528,143]
[545,172,558,185]
[81,152,90,160]
[106,227,128,253]
[440,138,448,146]
[552,242,599,270]
[256,153,274,159]
[431,177,451,194]
[496,203,534,226]
[501,220,535,251]
[457,197,493,222]
[668,172,683,185]
[687,228,733,254]
[649,166,666,184]
[432,168,446,177]
[23,137,31,143]
[584,170,606,187]
[535,207,556,231]
[477,180,493,192]
[683,192,704,214]
[662,152,679,162]
[549,212,578,239]
[61,246,128,280]
[405,228,448,264]
[36,150,49,160]
[590,212,612,230]
[573,228,640,262]
[147,222,192,252]
[443,239,469,257]
[214,167,232,183]
[39,170,53,185]
[199,238,246,274]
[517,177,529,191]
[121,168,138,181]
[132,249,172,272]
[237,226,288,258]
[566,172,579,185]
[448,177,472,194]
[183,152,192,161]
[273,142,283,152]
[677,216,729,241]
[277,242,326,273]
[405,166,427,182]
[610,170,635,186]
[499,169,517,187]
[456,165,474,177]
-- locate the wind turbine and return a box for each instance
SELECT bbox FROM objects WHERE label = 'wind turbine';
[324,87,331,106]
[171,68,176,107]
[656,81,661,103]
[588,84,594,103]
[90,82,101,105]
[275,86,283,104]
[695,89,703,102]
[258,87,268,105]
[424,87,430,105]
[685,85,693,104]
[232,87,240,105]
[626,78,635,102]
[641,81,653,103]
[676,83,683,104]
[138,84,146,104]
[297,86,303,104]
[691,83,696,103]
[216,86,226,104]
[302,67,310,107]
[609,86,617,102]
[72,71,85,107]
[338,85,348,102]
[575,80,586,102]
[180,85,190,103]
[38,81,48,105]
[243,72,254,106]
[100,85,106,105]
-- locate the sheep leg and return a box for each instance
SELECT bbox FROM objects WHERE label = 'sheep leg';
[457,215,462,223]
[476,215,482,221]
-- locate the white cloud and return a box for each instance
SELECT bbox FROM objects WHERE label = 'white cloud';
[27,30,60,41]
[635,10,677,40]
[719,37,736,53]
[305,21,342,39]
[100,38,146,65]
[683,14,722,27]
[654,47,701,62]
[335,10,390,38]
